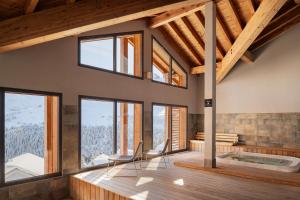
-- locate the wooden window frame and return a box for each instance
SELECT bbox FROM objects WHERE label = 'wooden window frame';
[78,31,144,80]
[151,36,188,89]
[152,103,188,153]
[78,95,144,172]
[0,87,62,187]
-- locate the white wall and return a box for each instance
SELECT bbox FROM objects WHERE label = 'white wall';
[216,25,300,113]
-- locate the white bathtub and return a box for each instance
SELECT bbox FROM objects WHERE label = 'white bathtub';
[217,151,300,173]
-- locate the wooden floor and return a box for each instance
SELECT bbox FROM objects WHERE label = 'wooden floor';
[71,152,300,200]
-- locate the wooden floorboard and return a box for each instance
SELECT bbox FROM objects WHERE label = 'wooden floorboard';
[71,152,300,200]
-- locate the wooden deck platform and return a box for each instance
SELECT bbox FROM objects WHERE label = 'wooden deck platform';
[70,152,300,200]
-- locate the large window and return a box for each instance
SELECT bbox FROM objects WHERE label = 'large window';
[0,88,61,184]
[80,96,143,169]
[152,38,187,88]
[79,32,143,78]
[152,104,187,152]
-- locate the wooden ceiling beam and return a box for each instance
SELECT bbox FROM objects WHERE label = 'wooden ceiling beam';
[149,2,208,28]
[24,0,39,14]
[0,0,209,53]
[66,0,76,4]
[251,5,300,51]
[191,63,221,74]
[168,21,204,64]
[217,0,288,83]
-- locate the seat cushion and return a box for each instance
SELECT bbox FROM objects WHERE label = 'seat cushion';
[145,150,162,156]
[108,154,133,161]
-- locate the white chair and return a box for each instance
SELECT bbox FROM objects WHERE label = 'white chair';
[144,139,170,168]
[106,141,143,177]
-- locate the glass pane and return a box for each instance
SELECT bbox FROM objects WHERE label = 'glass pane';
[171,107,187,151]
[152,39,170,83]
[153,105,170,151]
[80,37,114,71]
[117,34,142,77]
[172,60,187,87]
[5,92,59,182]
[117,103,142,156]
[81,99,114,168]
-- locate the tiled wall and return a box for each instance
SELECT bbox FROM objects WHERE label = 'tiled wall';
[216,113,300,149]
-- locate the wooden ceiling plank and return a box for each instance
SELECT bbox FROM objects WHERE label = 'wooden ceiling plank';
[159,27,195,66]
[182,16,224,61]
[250,16,300,51]
[24,0,39,14]
[168,21,203,64]
[251,6,300,51]
[217,0,288,83]
[149,2,207,28]
[0,0,210,53]
[225,0,243,32]
[194,11,225,59]
[181,17,206,58]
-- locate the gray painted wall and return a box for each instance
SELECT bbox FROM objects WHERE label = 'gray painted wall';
[0,20,203,199]
[216,25,300,114]
[0,20,201,114]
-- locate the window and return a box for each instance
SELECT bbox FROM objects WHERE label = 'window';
[0,89,61,184]
[152,38,187,88]
[152,104,187,152]
[79,32,142,78]
[80,96,143,169]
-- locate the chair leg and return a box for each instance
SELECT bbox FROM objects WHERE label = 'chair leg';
[106,161,110,175]
[133,160,138,176]
[162,156,168,168]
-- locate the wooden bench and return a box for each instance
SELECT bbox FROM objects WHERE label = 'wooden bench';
[195,132,239,146]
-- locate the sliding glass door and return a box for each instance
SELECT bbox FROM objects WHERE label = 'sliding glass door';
[152,104,187,152]
[80,97,143,169]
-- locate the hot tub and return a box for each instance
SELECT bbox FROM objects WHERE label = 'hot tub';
[217,151,300,173]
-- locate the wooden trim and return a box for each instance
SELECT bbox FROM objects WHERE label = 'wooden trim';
[0,0,209,53]
[44,96,59,173]
[133,35,142,77]
[217,0,288,83]
[120,103,128,155]
[149,2,207,28]
[24,0,39,14]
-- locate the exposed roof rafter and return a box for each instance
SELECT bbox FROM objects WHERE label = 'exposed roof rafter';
[24,0,39,14]
[149,2,208,28]
[0,0,209,53]
[217,0,288,83]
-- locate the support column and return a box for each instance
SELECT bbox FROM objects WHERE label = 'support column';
[204,1,216,168]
